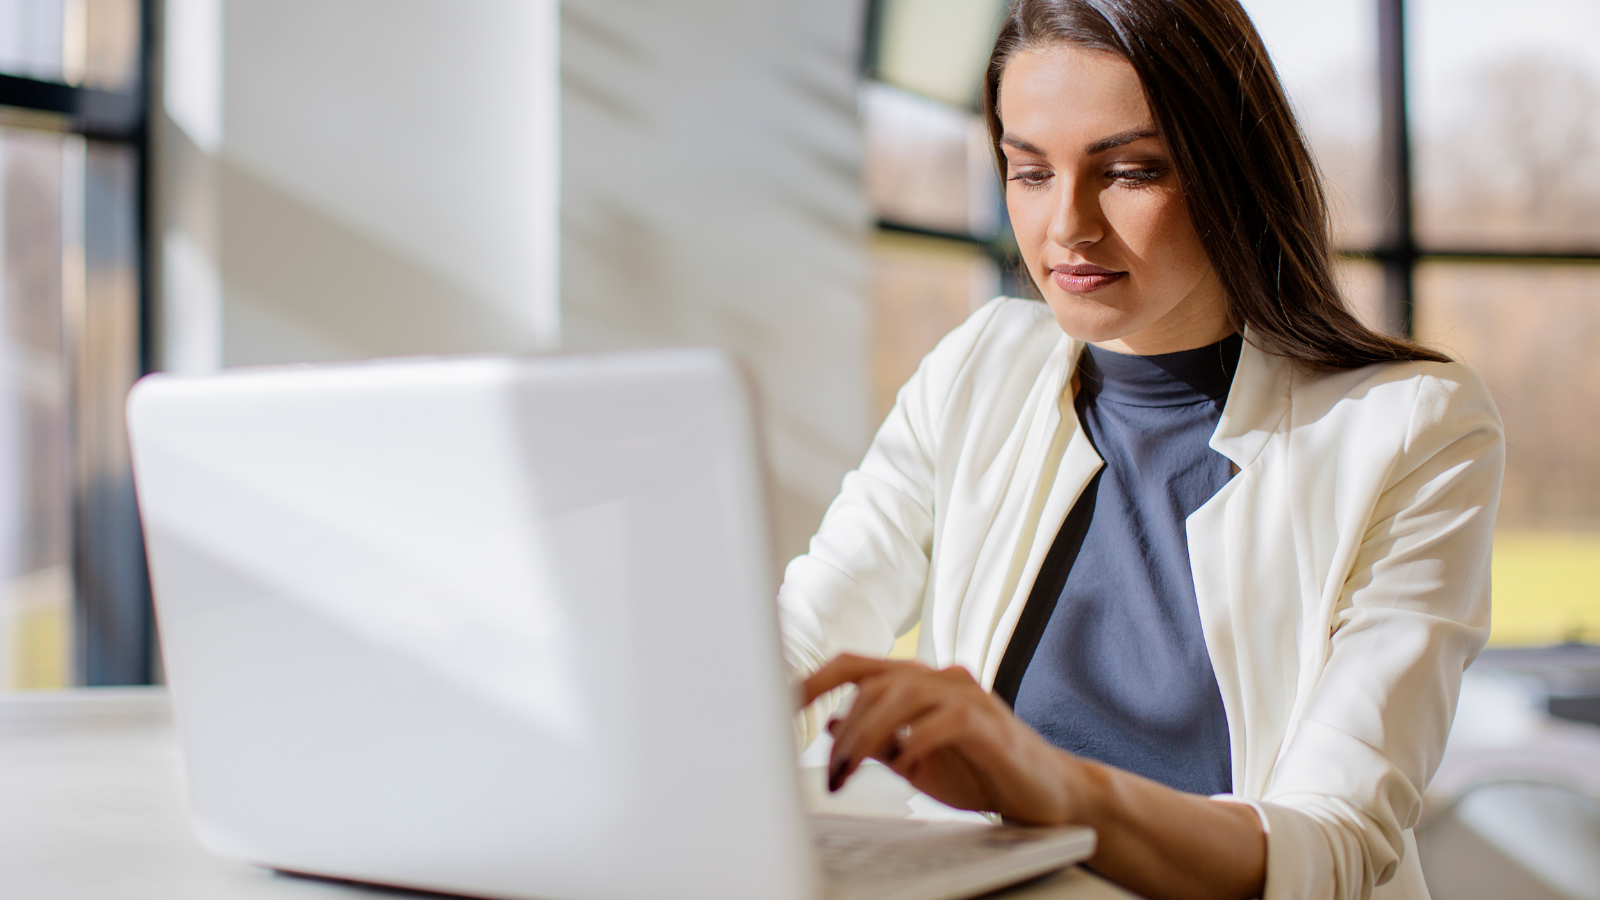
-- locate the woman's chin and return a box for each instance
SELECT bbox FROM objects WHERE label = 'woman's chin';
[1044,299,1143,346]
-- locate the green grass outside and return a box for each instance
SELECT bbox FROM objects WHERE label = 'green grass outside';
[1489,530,1600,646]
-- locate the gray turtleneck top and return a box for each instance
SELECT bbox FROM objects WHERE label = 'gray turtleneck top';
[992,333,1242,796]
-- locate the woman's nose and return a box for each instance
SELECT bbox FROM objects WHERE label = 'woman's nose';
[1046,179,1105,249]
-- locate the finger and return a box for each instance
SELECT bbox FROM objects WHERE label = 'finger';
[828,672,945,791]
[844,663,981,729]
[889,700,1002,775]
[801,654,885,706]
[802,654,918,706]
[933,664,983,691]
[883,692,1071,824]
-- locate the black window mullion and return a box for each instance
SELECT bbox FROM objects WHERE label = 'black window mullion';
[1376,0,1416,339]
[138,0,158,378]
[0,73,144,143]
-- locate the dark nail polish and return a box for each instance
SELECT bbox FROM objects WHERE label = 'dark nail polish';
[827,757,847,793]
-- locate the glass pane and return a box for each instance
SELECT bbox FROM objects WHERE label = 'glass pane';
[862,81,999,238]
[0,0,66,82]
[0,127,73,688]
[1415,262,1600,646]
[1412,0,1600,252]
[0,0,139,90]
[82,0,141,92]
[870,232,999,423]
[874,0,1007,108]
[1238,0,1383,250]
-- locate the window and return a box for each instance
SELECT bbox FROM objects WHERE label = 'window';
[1410,0,1600,254]
[861,80,1002,422]
[1237,0,1389,333]
[861,1,1008,429]
[0,0,149,688]
[863,0,1600,647]
[1407,0,1600,646]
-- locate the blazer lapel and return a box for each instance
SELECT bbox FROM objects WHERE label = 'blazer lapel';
[1188,336,1295,795]
[975,338,1105,688]
[1208,335,1293,470]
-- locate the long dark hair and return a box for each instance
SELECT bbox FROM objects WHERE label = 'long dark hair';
[983,0,1448,369]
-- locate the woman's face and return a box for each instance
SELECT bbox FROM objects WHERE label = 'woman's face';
[998,46,1230,354]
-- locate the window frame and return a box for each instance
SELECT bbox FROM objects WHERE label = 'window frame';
[862,0,1600,335]
[0,0,155,686]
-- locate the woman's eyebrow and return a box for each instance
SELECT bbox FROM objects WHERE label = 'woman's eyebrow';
[1001,128,1163,158]
[1000,133,1047,156]
[1085,128,1160,155]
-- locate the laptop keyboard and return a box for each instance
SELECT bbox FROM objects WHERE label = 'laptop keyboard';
[811,814,1078,900]
[816,829,1009,880]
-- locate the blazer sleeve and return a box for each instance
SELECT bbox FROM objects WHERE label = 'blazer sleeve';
[778,298,1008,747]
[1248,364,1504,900]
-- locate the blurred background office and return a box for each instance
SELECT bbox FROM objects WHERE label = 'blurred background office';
[0,0,1596,896]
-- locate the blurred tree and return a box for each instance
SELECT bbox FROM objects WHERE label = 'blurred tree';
[1423,55,1600,250]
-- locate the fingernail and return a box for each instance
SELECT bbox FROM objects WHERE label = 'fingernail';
[827,757,847,793]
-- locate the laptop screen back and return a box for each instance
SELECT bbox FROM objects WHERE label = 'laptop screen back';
[128,350,813,900]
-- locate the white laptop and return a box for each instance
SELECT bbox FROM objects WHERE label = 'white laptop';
[126,349,1094,900]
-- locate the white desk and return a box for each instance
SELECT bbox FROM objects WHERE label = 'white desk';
[0,689,1138,900]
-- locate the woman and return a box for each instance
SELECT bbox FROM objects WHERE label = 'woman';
[781,2,1503,900]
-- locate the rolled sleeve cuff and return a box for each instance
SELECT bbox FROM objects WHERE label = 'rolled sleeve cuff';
[1211,795,1404,900]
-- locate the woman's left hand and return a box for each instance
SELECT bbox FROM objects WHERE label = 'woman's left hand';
[802,654,1083,825]
[803,654,1268,900]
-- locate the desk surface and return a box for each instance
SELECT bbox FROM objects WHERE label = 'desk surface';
[0,688,1137,900]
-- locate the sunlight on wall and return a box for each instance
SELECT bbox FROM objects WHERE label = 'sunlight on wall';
[1490,531,1600,646]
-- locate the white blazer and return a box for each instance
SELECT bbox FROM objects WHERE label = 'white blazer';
[779,297,1503,900]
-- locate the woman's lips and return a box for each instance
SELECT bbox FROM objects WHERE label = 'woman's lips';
[1052,264,1127,294]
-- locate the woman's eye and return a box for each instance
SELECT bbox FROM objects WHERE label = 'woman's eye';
[1007,170,1052,189]
[1109,167,1164,185]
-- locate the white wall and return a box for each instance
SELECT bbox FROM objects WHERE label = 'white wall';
[559,0,870,559]
[156,0,870,563]
[158,0,561,372]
